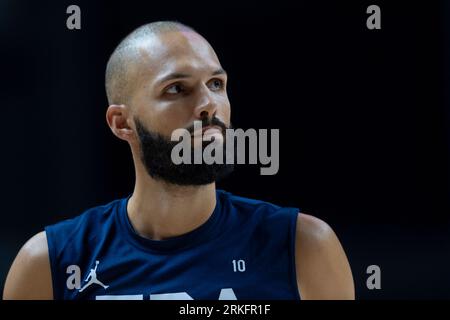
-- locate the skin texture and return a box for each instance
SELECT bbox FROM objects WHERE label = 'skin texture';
[296,214,354,299]
[3,231,53,299]
[3,27,355,300]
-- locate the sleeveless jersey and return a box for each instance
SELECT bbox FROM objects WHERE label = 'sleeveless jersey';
[45,189,301,300]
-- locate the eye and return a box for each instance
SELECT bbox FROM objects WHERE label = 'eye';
[208,78,224,91]
[165,83,185,94]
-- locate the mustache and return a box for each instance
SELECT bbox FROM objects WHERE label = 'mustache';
[184,117,229,135]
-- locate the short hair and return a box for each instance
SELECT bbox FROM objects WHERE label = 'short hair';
[105,21,196,106]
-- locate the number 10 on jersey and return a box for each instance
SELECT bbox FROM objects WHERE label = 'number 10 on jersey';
[232,259,246,272]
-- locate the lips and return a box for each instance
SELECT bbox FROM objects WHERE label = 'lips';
[191,125,223,137]
[203,125,223,133]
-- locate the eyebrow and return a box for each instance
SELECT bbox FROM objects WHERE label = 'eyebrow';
[156,68,227,86]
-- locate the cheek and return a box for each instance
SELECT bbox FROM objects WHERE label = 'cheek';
[217,98,231,124]
[133,94,189,135]
[151,105,193,136]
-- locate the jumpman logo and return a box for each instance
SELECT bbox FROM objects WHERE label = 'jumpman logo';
[79,260,109,292]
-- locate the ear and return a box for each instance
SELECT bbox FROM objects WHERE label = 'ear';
[106,104,135,142]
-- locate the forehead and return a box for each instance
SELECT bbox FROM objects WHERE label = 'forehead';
[134,30,222,83]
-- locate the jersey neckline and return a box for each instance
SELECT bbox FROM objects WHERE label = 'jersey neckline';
[116,189,226,253]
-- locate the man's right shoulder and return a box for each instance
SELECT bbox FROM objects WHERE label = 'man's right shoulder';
[3,231,53,300]
[46,197,125,236]
[3,197,127,300]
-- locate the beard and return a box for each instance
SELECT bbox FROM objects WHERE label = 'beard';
[134,116,235,186]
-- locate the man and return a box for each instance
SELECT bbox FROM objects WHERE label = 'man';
[3,21,354,300]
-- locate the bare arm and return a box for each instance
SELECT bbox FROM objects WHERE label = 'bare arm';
[295,213,355,300]
[3,231,53,300]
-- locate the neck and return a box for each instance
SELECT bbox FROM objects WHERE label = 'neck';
[126,165,217,241]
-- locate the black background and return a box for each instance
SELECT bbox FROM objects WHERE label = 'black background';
[0,0,449,299]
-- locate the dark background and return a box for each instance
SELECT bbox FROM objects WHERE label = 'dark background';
[0,0,449,299]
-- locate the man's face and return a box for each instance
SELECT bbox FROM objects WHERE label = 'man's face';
[129,30,231,140]
[126,30,234,185]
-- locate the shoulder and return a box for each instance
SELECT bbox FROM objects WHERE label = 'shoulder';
[45,197,125,240]
[3,231,53,300]
[219,190,292,217]
[295,213,355,300]
[3,198,125,300]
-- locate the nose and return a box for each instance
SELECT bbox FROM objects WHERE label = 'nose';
[193,85,217,120]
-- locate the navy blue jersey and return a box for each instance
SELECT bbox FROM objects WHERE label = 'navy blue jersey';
[45,189,301,300]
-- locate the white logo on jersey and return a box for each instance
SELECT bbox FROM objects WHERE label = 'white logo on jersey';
[79,260,109,292]
[66,261,109,292]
